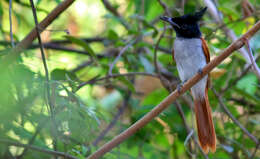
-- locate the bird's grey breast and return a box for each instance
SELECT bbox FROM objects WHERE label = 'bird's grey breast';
[173,37,207,82]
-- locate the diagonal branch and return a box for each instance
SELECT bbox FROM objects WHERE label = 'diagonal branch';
[29,0,58,156]
[9,0,15,48]
[86,20,260,159]
[108,38,137,75]
[212,88,259,144]
[101,0,130,30]
[0,0,75,68]
[244,39,260,79]
[0,139,77,159]
[77,72,158,91]
[92,93,131,146]
[157,0,171,16]
[204,0,260,78]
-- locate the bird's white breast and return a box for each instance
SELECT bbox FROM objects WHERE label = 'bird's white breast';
[174,37,208,98]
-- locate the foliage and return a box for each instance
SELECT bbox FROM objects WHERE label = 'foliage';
[0,0,259,159]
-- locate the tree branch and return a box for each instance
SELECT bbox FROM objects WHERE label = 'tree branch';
[0,0,75,68]
[101,0,130,30]
[221,55,260,93]
[92,93,131,146]
[0,139,77,159]
[29,0,58,156]
[108,38,138,75]
[212,88,259,144]
[9,0,14,48]
[157,0,171,16]
[204,0,260,77]
[77,72,158,91]
[86,20,260,159]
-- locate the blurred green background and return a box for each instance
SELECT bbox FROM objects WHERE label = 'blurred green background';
[0,0,259,158]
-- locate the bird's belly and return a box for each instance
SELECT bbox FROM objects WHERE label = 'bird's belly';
[174,38,207,82]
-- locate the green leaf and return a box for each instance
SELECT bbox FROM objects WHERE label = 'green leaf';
[118,76,135,92]
[233,87,260,105]
[130,14,158,37]
[142,89,168,106]
[100,90,122,110]
[51,69,77,81]
[139,55,154,73]
[107,29,119,40]
[251,33,260,50]
[236,74,257,95]
[64,35,97,59]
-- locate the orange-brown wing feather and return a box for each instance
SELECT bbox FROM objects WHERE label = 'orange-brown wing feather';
[172,48,175,61]
[200,37,210,63]
[201,37,211,87]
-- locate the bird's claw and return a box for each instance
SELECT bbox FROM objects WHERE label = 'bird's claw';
[198,68,203,75]
[177,80,187,93]
[177,83,183,93]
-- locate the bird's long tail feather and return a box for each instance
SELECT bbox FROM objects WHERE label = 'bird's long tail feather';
[194,92,216,154]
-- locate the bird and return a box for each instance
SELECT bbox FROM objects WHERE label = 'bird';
[160,7,216,154]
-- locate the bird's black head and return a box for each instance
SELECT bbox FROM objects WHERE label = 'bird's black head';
[160,7,207,38]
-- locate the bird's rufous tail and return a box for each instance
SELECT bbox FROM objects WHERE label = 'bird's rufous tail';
[194,92,216,154]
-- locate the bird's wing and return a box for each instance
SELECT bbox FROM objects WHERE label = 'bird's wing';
[200,37,211,87]
[200,37,210,63]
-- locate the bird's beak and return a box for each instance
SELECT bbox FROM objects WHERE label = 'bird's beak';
[160,16,180,28]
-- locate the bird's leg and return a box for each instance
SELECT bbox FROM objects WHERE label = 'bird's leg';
[198,68,203,75]
[177,79,187,93]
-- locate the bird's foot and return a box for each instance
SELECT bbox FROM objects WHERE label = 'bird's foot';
[177,80,187,93]
[198,68,203,75]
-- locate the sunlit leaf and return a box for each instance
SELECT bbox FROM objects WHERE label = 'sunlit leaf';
[236,73,257,95]
[118,76,135,92]
[64,35,97,60]
[51,68,77,81]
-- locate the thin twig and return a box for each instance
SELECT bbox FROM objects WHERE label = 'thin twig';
[18,121,46,158]
[0,0,75,68]
[0,139,77,159]
[155,0,172,90]
[46,37,107,44]
[204,0,260,75]
[9,0,14,47]
[0,40,172,56]
[109,39,137,75]
[101,0,120,17]
[101,0,130,30]
[181,0,186,14]
[71,60,93,73]
[154,26,166,75]
[174,101,209,159]
[0,37,108,47]
[19,102,75,158]
[157,0,171,16]
[92,93,131,146]
[244,38,260,79]
[250,142,260,159]
[221,55,260,93]
[212,88,259,144]
[153,25,173,91]
[29,0,58,155]
[205,12,260,40]
[86,20,260,159]
[218,136,251,158]
[77,72,158,91]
